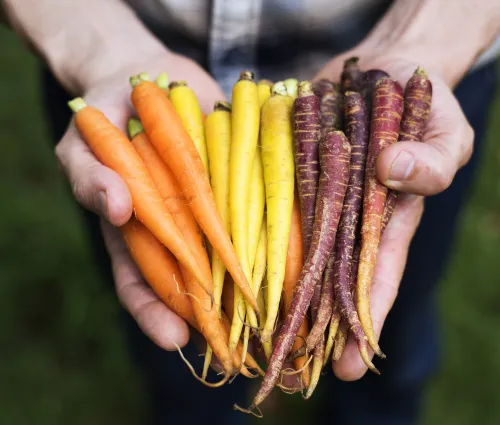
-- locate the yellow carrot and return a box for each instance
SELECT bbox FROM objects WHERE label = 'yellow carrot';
[257,80,272,109]
[252,220,272,357]
[169,80,210,176]
[228,71,260,355]
[202,101,232,377]
[260,82,295,343]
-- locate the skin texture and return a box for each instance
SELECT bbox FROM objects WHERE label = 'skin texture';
[332,92,377,372]
[250,131,351,409]
[292,81,321,258]
[357,78,404,357]
[341,57,363,92]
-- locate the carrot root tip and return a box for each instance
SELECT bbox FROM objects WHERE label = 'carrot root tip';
[174,343,230,388]
[233,404,263,418]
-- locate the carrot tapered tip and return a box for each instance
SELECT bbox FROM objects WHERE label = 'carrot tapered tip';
[127,118,144,139]
[239,70,255,82]
[130,72,151,88]
[168,80,188,90]
[271,81,287,96]
[214,101,232,112]
[297,81,313,97]
[155,72,169,89]
[68,97,87,113]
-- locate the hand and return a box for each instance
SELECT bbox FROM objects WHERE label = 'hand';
[314,51,474,380]
[55,52,226,351]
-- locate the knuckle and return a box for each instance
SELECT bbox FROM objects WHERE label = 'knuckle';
[434,167,454,193]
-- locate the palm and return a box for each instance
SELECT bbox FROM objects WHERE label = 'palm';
[56,54,226,351]
[314,54,473,380]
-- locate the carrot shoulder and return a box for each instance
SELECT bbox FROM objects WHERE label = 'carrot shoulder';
[129,74,258,313]
[68,98,207,288]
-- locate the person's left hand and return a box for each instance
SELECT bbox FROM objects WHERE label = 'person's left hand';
[314,51,474,381]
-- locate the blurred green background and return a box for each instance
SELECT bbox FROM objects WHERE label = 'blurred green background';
[1,25,500,425]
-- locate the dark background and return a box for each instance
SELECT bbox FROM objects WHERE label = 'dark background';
[1,25,500,424]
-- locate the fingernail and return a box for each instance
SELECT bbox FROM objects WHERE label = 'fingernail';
[98,191,108,217]
[388,151,415,181]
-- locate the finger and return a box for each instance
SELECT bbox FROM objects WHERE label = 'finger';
[333,194,424,381]
[101,220,190,350]
[377,92,474,196]
[55,125,133,226]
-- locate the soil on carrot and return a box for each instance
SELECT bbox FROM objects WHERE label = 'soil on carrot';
[1,26,500,425]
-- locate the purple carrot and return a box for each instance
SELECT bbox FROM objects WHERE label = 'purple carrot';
[312,78,334,98]
[247,131,351,410]
[319,83,344,137]
[361,69,390,114]
[357,78,404,358]
[341,57,363,93]
[332,91,379,373]
[287,254,335,362]
[293,81,322,258]
[381,67,433,229]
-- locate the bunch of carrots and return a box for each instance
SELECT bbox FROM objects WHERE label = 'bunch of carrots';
[68,57,432,416]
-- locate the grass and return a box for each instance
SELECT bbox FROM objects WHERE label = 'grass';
[1,25,499,424]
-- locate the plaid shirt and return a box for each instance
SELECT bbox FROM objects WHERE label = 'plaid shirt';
[127,0,500,97]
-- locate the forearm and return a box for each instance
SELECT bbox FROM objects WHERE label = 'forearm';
[1,0,168,93]
[358,0,500,86]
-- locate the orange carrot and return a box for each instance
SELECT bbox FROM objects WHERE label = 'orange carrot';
[123,217,258,377]
[121,218,197,328]
[68,98,207,288]
[283,194,311,388]
[129,74,258,313]
[128,119,212,296]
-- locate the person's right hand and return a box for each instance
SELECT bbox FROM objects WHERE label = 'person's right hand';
[55,52,226,351]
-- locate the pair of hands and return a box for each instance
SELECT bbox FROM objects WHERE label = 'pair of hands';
[55,48,473,381]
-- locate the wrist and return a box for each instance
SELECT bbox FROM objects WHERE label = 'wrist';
[2,0,170,94]
[356,0,500,87]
